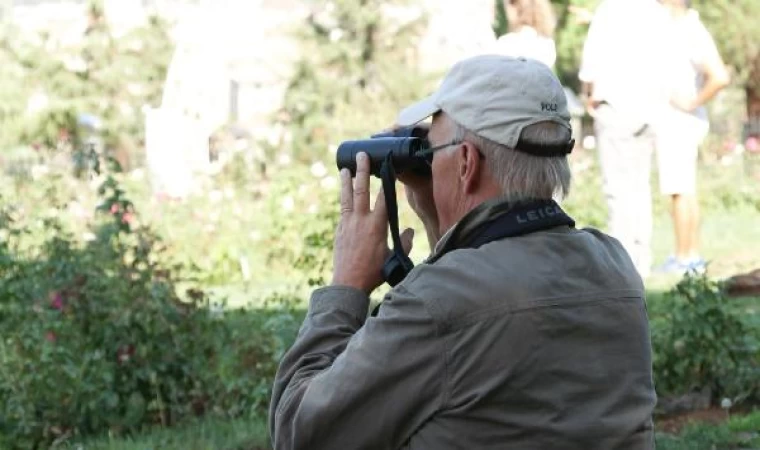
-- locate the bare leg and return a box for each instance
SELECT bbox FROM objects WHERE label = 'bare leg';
[671,193,700,260]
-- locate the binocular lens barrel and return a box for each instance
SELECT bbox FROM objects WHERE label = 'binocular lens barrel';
[336,137,424,177]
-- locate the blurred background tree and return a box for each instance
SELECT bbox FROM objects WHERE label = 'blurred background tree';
[692,0,760,119]
[0,0,173,171]
[277,0,431,164]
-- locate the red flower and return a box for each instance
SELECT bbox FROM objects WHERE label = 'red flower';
[117,344,135,364]
[45,331,57,343]
[49,291,63,310]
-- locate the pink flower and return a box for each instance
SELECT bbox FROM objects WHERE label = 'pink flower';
[49,292,63,310]
[122,212,134,224]
[110,204,120,214]
[45,331,57,343]
[746,137,760,153]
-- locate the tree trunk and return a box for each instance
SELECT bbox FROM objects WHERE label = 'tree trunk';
[745,55,760,137]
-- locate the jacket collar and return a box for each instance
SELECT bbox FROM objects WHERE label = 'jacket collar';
[430,197,535,262]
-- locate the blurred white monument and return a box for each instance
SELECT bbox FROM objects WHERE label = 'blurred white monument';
[145,0,495,198]
[145,0,306,198]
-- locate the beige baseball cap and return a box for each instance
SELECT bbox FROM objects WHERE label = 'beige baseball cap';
[397,54,573,156]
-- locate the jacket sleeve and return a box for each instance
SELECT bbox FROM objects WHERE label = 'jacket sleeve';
[269,285,446,450]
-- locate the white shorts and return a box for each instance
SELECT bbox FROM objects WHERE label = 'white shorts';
[655,113,708,195]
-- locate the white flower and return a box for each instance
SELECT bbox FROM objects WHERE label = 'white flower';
[208,190,223,203]
[68,202,87,218]
[249,230,262,241]
[63,56,87,73]
[308,204,318,214]
[282,196,295,211]
[720,398,732,409]
[82,232,97,242]
[30,165,50,180]
[239,256,251,280]
[224,187,235,199]
[329,28,344,42]
[278,154,292,166]
[118,102,133,115]
[127,83,144,96]
[26,91,50,115]
[234,138,248,152]
[321,176,338,190]
[582,135,596,150]
[310,162,328,178]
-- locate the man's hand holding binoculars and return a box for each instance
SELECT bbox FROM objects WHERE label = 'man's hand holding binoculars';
[331,152,415,295]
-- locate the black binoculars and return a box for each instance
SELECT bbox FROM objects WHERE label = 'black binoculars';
[335,126,432,178]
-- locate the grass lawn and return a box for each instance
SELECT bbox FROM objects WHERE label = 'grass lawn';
[67,417,270,450]
[72,410,760,450]
[655,409,760,450]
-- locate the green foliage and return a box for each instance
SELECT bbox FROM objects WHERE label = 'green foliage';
[552,0,600,90]
[692,0,760,96]
[279,0,431,162]
[263,164,340,289]
[651,273,760,405]
[0,161,300,448]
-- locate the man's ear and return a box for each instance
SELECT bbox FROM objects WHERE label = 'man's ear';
[459,142,483,194]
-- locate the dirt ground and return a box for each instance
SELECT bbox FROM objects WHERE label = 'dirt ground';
[656,407,732,434]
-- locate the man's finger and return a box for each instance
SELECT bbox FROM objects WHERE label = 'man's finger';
[373,187,388,222]
[400,227,415,256]
[354,152,371,213]
[340,169,353,214]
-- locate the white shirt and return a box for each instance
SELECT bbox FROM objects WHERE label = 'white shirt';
[493,27,557,69]
[579,0,672,128]
[661,8,721,136]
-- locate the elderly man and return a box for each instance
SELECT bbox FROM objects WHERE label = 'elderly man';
[269,55,656,449]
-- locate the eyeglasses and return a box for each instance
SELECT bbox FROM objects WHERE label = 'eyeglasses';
[418,140,485,167]
[418,140,463,167]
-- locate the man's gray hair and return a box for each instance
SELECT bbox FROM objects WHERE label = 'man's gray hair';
[449,118,572,202]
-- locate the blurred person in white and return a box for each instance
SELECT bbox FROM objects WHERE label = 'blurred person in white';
[579,0,672,279]
[494,0,557,68]
[654,0,730,274]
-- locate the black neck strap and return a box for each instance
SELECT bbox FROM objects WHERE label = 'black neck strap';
[371,198,575,316]
[462,199,575,250]
[379,153,414,287]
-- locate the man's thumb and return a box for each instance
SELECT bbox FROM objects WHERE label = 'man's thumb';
[401,228,415,256]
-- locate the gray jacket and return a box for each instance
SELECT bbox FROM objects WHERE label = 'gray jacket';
[269,198,656,449]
